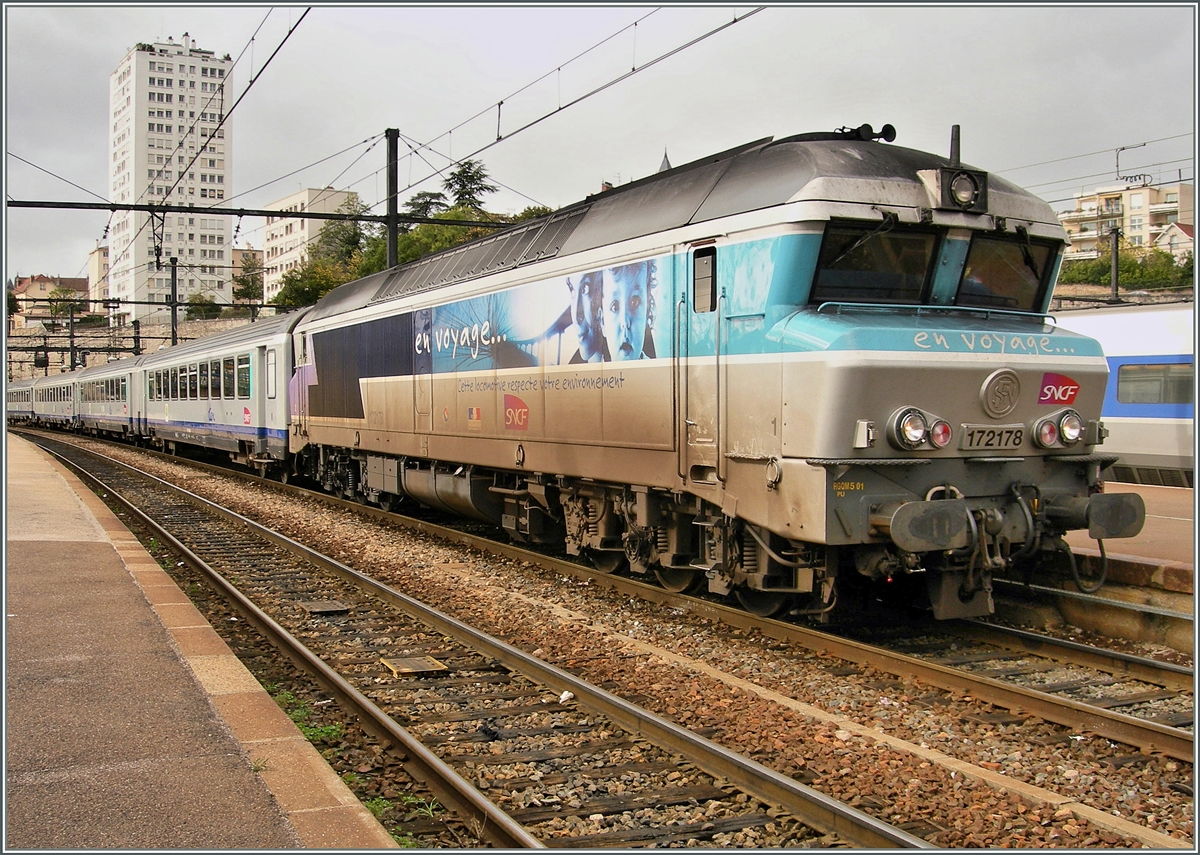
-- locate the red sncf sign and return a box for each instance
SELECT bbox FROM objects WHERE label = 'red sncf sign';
[1038,373,1080,405]
[504,394,529,430]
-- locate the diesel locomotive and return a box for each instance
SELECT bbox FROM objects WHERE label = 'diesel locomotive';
[10,124,1147,620]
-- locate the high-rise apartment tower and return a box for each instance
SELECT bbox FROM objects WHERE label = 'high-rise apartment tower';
[106,34,232,325]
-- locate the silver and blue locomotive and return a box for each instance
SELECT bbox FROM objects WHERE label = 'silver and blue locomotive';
[10,126,1147,620]
[286,125,1146,620]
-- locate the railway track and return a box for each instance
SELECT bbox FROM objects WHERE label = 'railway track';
[33,433,925,850]
[115,434,1194,763]
[19,430,1194,847]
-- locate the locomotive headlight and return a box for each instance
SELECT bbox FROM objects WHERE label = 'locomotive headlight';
[929,420,953,449]
[949,172,979,207]
[1034,418,1059,448]
[936,167,989,213]
[892,408,928,450]
[1058,410,1084,445]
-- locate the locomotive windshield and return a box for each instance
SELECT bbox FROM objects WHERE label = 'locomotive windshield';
[955,233,1056,312]
[810,221,939,304]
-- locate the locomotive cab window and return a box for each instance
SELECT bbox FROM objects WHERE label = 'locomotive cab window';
[692,247,717,313]
[809,220,939,305]
[955,232,1056,312]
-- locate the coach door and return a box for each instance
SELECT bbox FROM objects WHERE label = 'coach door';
[680,245,722,484]
[414,308,433,434]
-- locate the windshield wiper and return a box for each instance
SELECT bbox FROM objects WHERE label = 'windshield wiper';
[825,211,898,268]
[1015,226,1042,280]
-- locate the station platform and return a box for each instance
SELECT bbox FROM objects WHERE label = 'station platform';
[4,433,396,850]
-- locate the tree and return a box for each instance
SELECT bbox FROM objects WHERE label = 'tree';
[442,159,498,211]
[311,195,376,267]
[185,293,222,320]
[47,286,86,324]
[403,190,450,223]
[269,257,353,309]
[7,289,19,319]
[231,255,264,304]
[1059,239,1193,291]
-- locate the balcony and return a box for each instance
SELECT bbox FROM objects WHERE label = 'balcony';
[1063,249,1101,261]
[1149,201,1179,214]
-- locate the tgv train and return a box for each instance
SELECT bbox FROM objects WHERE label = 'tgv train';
[8,125,1147,621]
[1055,302,1194,488]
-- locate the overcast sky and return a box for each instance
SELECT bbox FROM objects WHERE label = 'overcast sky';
[4,3,1196,284]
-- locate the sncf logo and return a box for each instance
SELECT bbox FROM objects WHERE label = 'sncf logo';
[504,394,529,430]
[1039,373,1080,405]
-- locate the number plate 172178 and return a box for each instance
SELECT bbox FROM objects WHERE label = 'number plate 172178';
[959,424,1025,450]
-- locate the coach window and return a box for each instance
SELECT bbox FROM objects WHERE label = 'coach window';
[223,357,235,399]
[199,362,209,398]
[1117,362,1194,405]
[188,364,198,399]
[121,378,127,401]
[693,247,717,313]
[211,360,222,399]
[236,354,251,398]
[266,349,277,399]
[170,367,179,400]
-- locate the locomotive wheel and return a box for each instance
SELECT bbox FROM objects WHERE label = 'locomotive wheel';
[589,550,627,574]
[654,566,703,593]
[735,587,793,618]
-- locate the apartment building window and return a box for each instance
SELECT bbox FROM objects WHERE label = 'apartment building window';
[1129,193,1143,209]
[1129,217,1143,232]
[1166,192,1178,204]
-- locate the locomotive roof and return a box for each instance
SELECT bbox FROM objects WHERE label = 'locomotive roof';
[304,132,1058,323]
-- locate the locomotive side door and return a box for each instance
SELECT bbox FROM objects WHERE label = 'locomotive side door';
[414,308,433,435]
[681,245,722,484]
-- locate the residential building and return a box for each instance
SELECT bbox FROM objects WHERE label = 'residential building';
[87,243,110,309]
[106,34,232,326]
[262,188,357,303]
[10,275,90,329]
[1058,182,1193,261]
[1153,222,1194,263]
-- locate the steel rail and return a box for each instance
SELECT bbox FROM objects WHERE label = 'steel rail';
[957,619,1194,691]
[77,434,1198,763]
[46,437,930,850]
[45,444,543,850]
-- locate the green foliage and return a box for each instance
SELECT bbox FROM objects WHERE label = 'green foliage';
[1058,240,1193,290]
[47,286,86,318]
[7,289,19,317]
[184,293,222,320]
[442,158,498,211]
[364,797,393,819]
[299,721,345,742]
[402,190,450,223]
[311,196,378,268]
[231,254,264,303]
[269,257,355,308]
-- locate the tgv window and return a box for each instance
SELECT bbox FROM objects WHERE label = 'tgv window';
[810,221,939,305]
